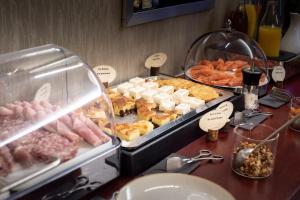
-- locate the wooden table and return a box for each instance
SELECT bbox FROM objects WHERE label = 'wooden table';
[88,75,300,200]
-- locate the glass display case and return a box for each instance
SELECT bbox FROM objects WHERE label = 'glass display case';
[184,29,269,96]
[0,44,120,199]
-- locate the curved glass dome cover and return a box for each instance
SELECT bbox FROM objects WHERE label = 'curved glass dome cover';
[0,44,118,194]
[184,29,269,88]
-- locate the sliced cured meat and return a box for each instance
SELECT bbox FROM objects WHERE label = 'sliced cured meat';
[0,106,14,116]
[59,115,73,129]
[0,157,11,176]
[0,147,14,173]
[71,114,102,146]
[35,110,47,121]
[21,101,32,108]
[56,120,80,143]
[13,146,34,167]
[6,103,17,110]
[78,114,109,143]
[43,124,57,133]
[32,133,78,162]
[14,105,24,118]
[23,106,37,121]
[31,101,44,111]
[40,100,52,109]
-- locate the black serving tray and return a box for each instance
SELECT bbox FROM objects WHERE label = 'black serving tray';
[121,94,244,176]
[119,76,234,150]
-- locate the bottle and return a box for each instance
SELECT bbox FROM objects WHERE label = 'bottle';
[229,0,248,34]
[281,12,300,54]
[133,0,142,12]
[245,0,257,38]
[242,67,262,110]
[258,1,282,57]
[142,0,152,10]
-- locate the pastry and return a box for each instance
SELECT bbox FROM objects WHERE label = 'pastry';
[189,85,219,102]
[142,81,159,89]
[132,120,154,135]
[153,93,171,105]
[159,100,175,112]
[164,110,178,120]
[115,123,140,141]
[137,106,156,121]
[129,86,145,99]
[172,89,189,104]
[156,78,196,90]
[175,103,191,115]
[117,82,134,94]
[181,97,205,109]
[158,85,175,95]
[141,89,158,103]
[136,98,156,110]
[107,88,121,99]
[129,77,145,86]
[152,113,171,126]
[111,96,135,116]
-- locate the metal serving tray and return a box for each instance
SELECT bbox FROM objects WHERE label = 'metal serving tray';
[3,137,121,200]
[114,76,234,150]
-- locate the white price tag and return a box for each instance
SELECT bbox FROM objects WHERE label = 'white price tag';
[34,83,51,102]
[216,101,234,119]
[145,52,167,69]
[272,66,285,82]
[199,110,228,132]
[92,65,117,84]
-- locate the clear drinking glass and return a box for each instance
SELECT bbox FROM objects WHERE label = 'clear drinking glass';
[231,124,279,179]
[289,97,300,132]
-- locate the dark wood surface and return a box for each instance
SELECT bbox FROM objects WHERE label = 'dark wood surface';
[89,75,300,200]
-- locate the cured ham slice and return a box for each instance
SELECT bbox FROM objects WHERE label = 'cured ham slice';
[71,114,102,146]
[14,105,24,118]
[21,101,32,108]
[56,120,80,143]
[0,147,15,175]
[59,115,73,129]
[23,106,37,121]
[0,106,14,116]
[40,100,52,109]
[78,114,109,143]
[32,101,44,111]
[13,146,34,167]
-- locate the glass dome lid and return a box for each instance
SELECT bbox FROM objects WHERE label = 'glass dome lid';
[184,29,269,89]
[0,44,119,195]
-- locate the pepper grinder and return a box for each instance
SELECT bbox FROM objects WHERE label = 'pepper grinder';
[242,67,262,110]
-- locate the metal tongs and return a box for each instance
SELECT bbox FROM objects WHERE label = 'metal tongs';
[42,176,102,200]
[166,150,224,172]
[270,87,293,102]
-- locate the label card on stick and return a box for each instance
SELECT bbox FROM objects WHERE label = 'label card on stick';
[199,110,228,132]
[216,101,234,119]
[34,83,51,102]
[92,65,117,84]
[272,66,285,82]
[145,52,167,69]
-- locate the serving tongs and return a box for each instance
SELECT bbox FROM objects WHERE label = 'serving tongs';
[270,87,293,102]
[0,158,61,193]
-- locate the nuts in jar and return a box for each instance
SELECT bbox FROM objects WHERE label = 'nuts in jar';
[233,141,274,177]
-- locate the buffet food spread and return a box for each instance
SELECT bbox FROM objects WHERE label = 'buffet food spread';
[104,77,220,142]
[2,25,297,200]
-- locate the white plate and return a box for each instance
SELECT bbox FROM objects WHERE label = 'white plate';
[116,173,235,200]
